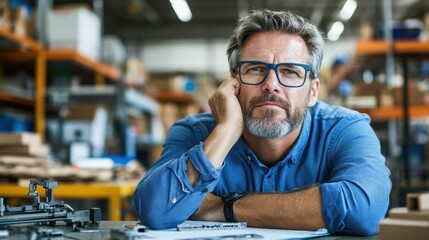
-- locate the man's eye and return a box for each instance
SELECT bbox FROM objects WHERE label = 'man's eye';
[247,66,265,74]
[280,68,301,77]
[285,69,298,75]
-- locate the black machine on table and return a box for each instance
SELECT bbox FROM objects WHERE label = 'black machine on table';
[0,179,101,231]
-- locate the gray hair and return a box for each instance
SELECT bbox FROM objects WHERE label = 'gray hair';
[227,9,324,78]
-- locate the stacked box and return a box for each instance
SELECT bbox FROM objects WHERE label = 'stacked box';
[379,193,429,240]
[0,132,48,180]
[48,6,101,60]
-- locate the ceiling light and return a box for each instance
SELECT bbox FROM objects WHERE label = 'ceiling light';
[170,0,192,22]
[327,21,344,41]
[340,0,357,20]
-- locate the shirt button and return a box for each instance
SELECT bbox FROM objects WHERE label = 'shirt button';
[171,197,177,204]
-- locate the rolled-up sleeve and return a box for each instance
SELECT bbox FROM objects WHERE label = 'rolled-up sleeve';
[133,118,222,229]
[320,118,391,235]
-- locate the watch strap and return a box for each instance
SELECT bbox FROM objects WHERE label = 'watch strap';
[222,192,246,222]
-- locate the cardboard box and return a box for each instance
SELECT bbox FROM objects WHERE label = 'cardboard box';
[0,0,10,30]
[179,103,201,117]
[379,218,429,240]
[9,7,26,36]
[408,193,429,210]
[47,6,101,60]
[0,155,45,166]
[389,207,429,221]
[390,80,425,106]
[160,103,179,130]
[0,144,49,157]
[0,132,41,146]
[147,75,196,94]
[355,81,390,107]
[380,194,429,240]
[66,103,102,120]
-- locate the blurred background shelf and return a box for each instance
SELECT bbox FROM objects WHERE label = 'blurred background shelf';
[46,49,120,81]
[0,29,46,137]
[1,28,122,139]
[0,90,34,108]
[351,39,429,206]
[356,40,429,55]
[358,106,429,120]
[150,92,196,104]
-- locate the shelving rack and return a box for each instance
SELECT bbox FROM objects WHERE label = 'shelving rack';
[0,29,121,140]
[0,29,46,137]
[355,40,429,205]
[355,40,429,121]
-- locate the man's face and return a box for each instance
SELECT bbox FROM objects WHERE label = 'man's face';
[237,32,319,138]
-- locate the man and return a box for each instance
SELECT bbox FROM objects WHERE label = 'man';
[133,9,391,236]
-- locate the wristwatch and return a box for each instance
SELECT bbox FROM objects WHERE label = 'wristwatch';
[221,192,247,222]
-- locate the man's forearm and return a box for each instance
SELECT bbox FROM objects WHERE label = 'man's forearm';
[234,186,326,230]
[186,77,244,186]
[186,123,242,186]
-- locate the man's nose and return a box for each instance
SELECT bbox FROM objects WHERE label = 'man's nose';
[262,69,281,93]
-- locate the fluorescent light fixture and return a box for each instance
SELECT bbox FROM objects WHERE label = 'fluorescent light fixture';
[327,21,344,41]
[340,0,357,20]
[170,0,192,22]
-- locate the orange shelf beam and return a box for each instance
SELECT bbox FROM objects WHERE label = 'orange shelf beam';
[0,51,37,60]
[358,106,429,120]
[394,41,429,54]
[0,29,43,52]
[151,92,195,104]
[46,49,120,80]
[355,40,389,55]
[356,40,429,55]
[0,90,34,107]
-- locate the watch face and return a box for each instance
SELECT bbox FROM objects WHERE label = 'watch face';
[222,192,245,202]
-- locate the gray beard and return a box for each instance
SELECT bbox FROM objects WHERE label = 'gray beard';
[243,93,310,138]
[245,107,306,138]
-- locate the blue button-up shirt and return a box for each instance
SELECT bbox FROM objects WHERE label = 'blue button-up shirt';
[133,101,391,235]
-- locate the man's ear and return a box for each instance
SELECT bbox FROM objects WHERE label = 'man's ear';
[308,78,320,107]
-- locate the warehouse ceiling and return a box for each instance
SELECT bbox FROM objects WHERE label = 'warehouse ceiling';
[56,0,429,44]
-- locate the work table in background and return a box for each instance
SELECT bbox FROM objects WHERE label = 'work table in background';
[0,181,137,221]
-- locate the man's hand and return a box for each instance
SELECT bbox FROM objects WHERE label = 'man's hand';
[208,77,244,135]
[190,193,225,222]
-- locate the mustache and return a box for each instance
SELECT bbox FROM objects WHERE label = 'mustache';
[248,94,290,112]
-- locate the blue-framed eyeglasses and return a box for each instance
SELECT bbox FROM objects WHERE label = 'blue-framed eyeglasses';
[234,60,315,88]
